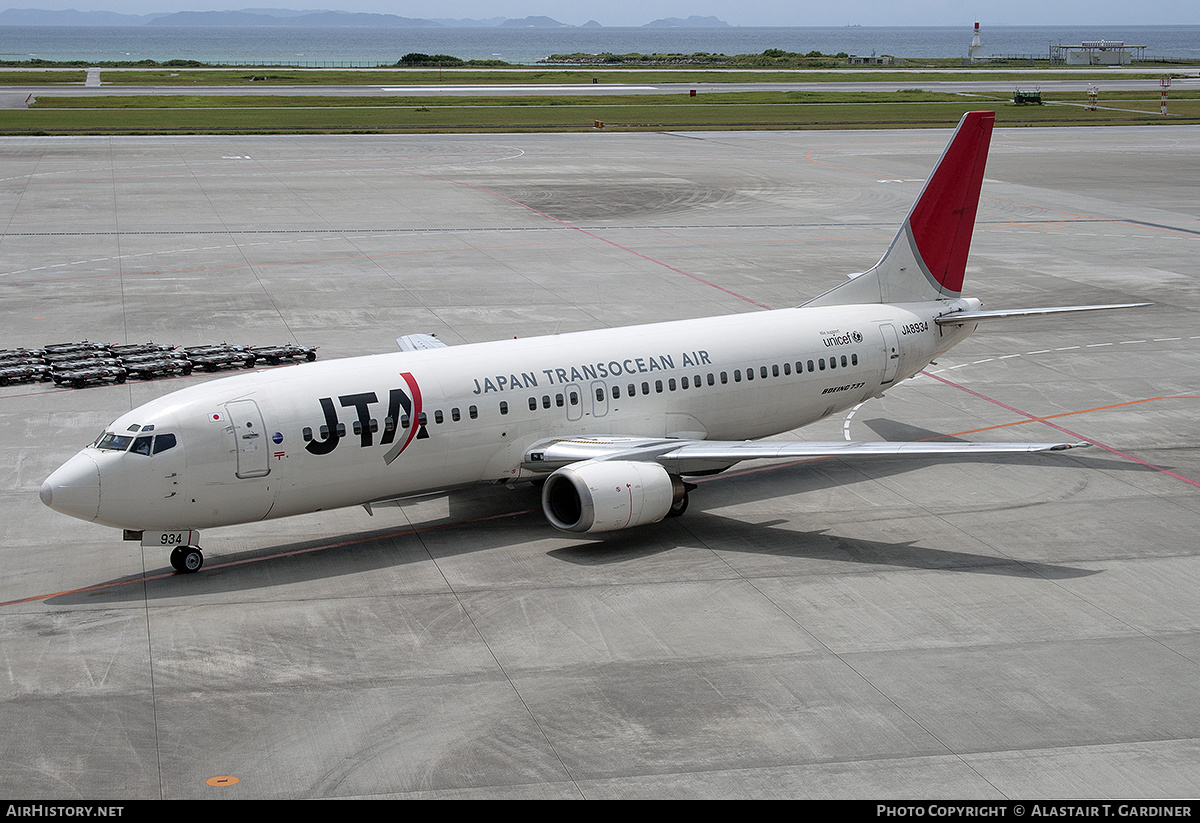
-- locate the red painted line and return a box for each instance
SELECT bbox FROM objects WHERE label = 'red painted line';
[922,370,1200,489]
[0,508,536,608]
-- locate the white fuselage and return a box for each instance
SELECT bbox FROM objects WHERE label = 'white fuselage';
[59,298,976,531]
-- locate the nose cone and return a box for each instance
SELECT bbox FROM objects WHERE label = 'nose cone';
[41,451,101,522]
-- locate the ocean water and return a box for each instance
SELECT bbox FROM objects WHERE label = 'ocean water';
[1,25,1197,66]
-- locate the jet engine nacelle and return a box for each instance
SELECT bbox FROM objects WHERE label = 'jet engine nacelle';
[541,459,688,533]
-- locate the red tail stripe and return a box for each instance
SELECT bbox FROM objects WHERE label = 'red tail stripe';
[907,111,995,294]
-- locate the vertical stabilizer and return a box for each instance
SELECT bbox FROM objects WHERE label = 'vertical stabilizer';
[805,111,995,307]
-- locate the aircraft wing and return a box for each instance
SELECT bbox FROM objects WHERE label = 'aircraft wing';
[521,435,1087,475]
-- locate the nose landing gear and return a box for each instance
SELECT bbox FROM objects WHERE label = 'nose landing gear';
[139,530,203,574]
[169,545,204,574]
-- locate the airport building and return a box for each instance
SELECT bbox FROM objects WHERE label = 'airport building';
[1052,40,1146,65]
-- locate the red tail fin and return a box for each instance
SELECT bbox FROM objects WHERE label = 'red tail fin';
[905,110,995,294]
[803,111,996,309]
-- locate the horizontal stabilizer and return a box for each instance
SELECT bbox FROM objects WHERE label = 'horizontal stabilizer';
[935,303,1152,325]
[396,333,448,351]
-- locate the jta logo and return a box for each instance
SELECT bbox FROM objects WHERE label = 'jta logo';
[304,372,425,465]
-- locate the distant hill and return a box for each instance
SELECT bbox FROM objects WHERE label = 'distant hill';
[0,8,730,28]
[498,16,569,28]
[644,15,731,28]
[0,8,164,25]
[144,10,442,27]
[430,17,508,27]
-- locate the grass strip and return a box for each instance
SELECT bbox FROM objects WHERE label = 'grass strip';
[4,97,1198,135]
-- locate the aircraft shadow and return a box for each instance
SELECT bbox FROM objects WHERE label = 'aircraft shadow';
[46,443,1105,605]
[552,512,1098,580]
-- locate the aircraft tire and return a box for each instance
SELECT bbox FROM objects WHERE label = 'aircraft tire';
[170,546,204,574]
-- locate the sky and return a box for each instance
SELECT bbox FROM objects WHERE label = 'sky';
[7,1,1199,28]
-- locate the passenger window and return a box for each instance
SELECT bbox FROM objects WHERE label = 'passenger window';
[655,380,663,393]
[762,366,769,378]
[628,383,636,396]
[783,363,791,375]
[434,410,443,424]
[612,385,620,399]
[595,387,605,401]
[851,353,858,366]
[152,433,177,454]
[841,355,848,367]
[807,360,815,372]
[681,376,689,390]
[707,373,715,386]
[668,378,676,391]
[556,394,564,407]
[720,372,728,384]
[542,396,551,409]
[641,382,650,395]
[400,415,410,429]
[528,397,537,411]
[451,408,460,422]
[569,392,579,406]
[746,368,754,381]
[469,405,478,419]
[818,359,825,371]
[830,357,837,370]
[302,427,313,442]
[734,370,741,383]
[499,402,508,415]
[384,417,396,433]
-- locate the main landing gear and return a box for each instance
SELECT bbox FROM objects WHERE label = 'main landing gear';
[170,545,204,574]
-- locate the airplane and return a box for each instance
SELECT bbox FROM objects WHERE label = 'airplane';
[40,111,1147,574]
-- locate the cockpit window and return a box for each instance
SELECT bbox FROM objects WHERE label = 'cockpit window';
[93,431,177,454]
[152,433,177,454]
[95,433,133,452]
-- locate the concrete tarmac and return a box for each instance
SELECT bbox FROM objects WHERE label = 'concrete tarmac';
[1,124,1198,799]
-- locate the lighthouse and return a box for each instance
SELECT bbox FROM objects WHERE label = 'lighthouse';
[969,22,985,62]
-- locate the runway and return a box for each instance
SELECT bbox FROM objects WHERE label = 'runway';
[1,124,1198,799]
[11,74,1200,99]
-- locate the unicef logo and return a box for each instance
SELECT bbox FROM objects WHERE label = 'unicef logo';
[852,331,864,343]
